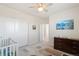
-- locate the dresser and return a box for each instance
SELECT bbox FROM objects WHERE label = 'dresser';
[54,37,79,56]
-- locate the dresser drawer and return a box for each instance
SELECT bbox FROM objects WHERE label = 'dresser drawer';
[54,37,79,55]
[72,40,79,44]
[72,41,79,47]
[71,49,79,55]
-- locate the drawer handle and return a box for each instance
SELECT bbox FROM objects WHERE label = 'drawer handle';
[73,46,76,48]
[72,50,77,53]
[73,42,76,44]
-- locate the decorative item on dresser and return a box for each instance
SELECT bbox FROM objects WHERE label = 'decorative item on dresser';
[54,37,79,56]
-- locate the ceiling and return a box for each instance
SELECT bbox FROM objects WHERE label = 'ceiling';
[0,3,79,19]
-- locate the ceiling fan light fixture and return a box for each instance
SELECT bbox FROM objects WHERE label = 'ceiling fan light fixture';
[38,7,44,12]
[30,3,53,12]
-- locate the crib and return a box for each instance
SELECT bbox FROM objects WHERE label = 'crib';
[0,37,18,56]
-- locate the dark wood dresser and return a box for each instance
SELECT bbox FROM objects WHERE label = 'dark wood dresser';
[54,37,79,56]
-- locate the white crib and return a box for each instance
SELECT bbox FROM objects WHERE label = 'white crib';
[0,38,18,56]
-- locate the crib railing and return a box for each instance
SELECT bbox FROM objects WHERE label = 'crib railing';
[0,38,18,56]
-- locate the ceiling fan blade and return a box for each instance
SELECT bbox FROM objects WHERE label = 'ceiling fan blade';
[29,6,33,8]
[48,3,53,6]
[44,9,48,12]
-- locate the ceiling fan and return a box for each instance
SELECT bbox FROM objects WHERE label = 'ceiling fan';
[29,3,53,12]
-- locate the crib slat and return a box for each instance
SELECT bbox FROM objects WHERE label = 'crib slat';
[8,47,10,56]
[13,45,15,56]
[14,46,16,56]
[1,40,3,47]
[11,46,13,56]
[16,44,18,56]
[6,47,8,56]
[3,39,4,46]
[10,46,12,56]
[2,48,3,56]
[13,45,16,56]
[4,40,5,46]
[3,48,6,56]
[1,48,2,56]
[0,49,1,56]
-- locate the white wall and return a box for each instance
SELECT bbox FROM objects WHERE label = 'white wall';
[0,5,48,47]
[49,7,79,46]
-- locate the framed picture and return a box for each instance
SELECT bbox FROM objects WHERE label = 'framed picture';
[56,19,74,30]
[32,25,36,30]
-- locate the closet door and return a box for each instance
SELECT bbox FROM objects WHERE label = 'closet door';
[5,18,28,47]
[28,24,40,45]
[0,19,6,38]
[16,22,28,47]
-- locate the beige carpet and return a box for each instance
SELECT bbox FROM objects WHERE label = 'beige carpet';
[39,48,62,56]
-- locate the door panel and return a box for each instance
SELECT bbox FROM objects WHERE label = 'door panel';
[28,24,40,45]
[6,21,28,47]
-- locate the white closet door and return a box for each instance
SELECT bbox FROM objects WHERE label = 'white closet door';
[0,19,6,38]
[5,18,28,47]
[15,22,28,47]
[28,24,40,45]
